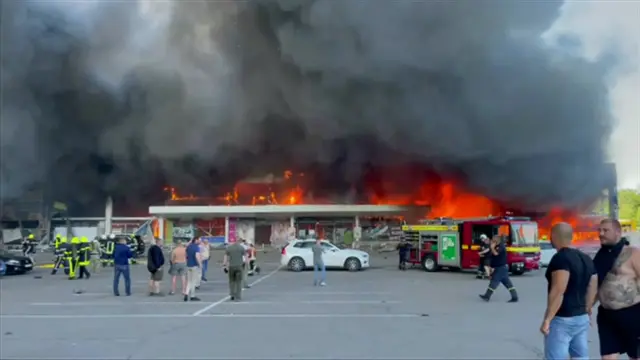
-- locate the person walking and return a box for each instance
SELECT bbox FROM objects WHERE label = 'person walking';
[147,238,165,296]
[200,239,210,282]
[241,239,251,289]
[168,241,187,295]
[396,239,410,271]
[113,237,133,296]
[540,223,597,360]
[479,235,518,302]
[312,239,326,286]
[90,237,102,274]
[224,240,246,301]
[184,237,202,302]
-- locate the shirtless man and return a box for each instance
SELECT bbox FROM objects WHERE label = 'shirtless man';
[168,241,188,296]
[592,219,640,360]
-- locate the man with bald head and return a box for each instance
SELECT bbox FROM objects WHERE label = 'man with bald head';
[540,222,597,360]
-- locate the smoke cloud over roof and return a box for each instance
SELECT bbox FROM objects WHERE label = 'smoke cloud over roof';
[0,0,615,211]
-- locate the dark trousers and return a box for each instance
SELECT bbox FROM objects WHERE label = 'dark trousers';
[51,256,65,275]
[78,265,90,279]
[485,265,517,299]
[398,253,408,270]
[113,265,131,296]
[228,266,243,300]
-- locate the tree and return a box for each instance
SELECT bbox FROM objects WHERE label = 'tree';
[618,189,640,222]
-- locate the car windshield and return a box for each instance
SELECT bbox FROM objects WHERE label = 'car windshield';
[511,222,539,246]
[540,242,553,250]
[321,242,337,250]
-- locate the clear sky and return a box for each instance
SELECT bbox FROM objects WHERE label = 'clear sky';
[545,1,640,190]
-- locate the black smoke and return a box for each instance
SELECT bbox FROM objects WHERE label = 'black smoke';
[0,0,614,213]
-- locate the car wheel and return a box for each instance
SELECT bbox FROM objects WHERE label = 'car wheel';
[422,254,438,272]
[511,268,525,276]
[344,257,361,272]
[288,257,306,272]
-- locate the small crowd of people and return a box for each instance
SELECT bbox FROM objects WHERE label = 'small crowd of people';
[112,237,260,302]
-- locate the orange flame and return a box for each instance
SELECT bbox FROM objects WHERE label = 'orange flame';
[536,209,601,244]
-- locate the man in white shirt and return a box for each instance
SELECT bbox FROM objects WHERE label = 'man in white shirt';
[240,239,251,289]
[199,239,211,282]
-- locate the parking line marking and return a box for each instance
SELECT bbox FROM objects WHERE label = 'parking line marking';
[0,313,422,320]
[71,290,394,297]
[30,302,205,306]
[217,300,401,305]
[199,313,421,318]
[0,314,192,319]
[191,265,283,316]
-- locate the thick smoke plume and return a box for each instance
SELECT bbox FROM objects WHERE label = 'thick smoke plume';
[0,0,614,212]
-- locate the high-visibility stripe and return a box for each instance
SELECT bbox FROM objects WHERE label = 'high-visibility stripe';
[506,247,540,253]
[402,225,458,231]
[458,245,539,252]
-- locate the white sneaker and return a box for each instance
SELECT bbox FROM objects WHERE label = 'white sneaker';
[319,282,326,286]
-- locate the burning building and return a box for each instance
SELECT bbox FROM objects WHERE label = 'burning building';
[1,1,618,243]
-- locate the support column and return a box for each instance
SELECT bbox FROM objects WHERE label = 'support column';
[353,216,362,249]
[289,216,296,241]
[105,196,113,235]
[157,217,165,240]
[224,217,230,244]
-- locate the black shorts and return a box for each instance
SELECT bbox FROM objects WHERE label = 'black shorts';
[597,302,640,357]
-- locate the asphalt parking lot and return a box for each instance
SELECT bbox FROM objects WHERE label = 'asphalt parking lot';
[0,253,603,359]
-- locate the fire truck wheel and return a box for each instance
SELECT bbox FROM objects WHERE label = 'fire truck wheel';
[344,257,361,272]
[288,257,306,272]
[422,255,438,272]
[511,268,525,276]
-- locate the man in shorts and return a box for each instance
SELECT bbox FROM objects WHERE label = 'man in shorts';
[168,240,187,296]
[147,238,165,296]
[592,219,640,360]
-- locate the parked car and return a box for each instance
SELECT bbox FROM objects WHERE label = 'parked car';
[281,239,370,272]
[0,249,34,275]
[575,242,601,259]
[540,241,556,267]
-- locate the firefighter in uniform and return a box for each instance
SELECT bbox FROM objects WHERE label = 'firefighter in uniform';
[22,234,37,262]
[63,238,76,279]
[76,236,91,279]
[51,236,68,275]
[53,234,62,253]
[128,236,138,265]
[103,234,116,267]
[479,235,519,302]
[68,237,81,279]
[90,237,102,273]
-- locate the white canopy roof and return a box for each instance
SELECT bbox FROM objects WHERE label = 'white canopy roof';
[149,204,412,219]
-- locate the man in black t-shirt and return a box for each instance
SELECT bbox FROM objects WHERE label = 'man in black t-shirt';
[479,235,518,302]
[540,223,597,360]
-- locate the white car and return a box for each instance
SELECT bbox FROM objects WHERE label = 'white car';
[540,241,556,267]
[280,240,370,272]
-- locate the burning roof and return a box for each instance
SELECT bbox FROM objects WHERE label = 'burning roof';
[1,0,615,215]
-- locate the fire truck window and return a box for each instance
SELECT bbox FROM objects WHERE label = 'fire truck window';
[497,225,509,237]
[472,225,495,244]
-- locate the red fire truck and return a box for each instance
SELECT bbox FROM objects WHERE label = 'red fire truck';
[403,216,541,275]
